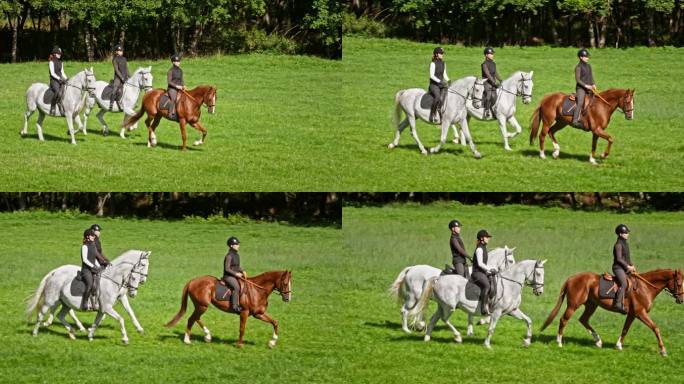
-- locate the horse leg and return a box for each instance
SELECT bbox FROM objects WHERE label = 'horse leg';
[147,115,161,147]
[32,302,55,336]
[407,116,428,155]
[195,318,212,343]
[507,308,533,347]
[459,117,481,159]
[636,312,667,356]
[22,108,35,136]
[66,308,87,333]
[429,120,449,153]
[423,305,442,342]
[388,118,408,149]
[237,310,249,348]
[595,128,614,160]
[66,113,76,145]
[35,111,45,141]
[401,299,413,333]
[450,123,460,144]
[88,310,106,342]
[616,314,635,351]
[120,113,130,139]
[190,121,207,146]
[179,119,188,151]
[119,294,143,334]
[467,313,474,336]
[96,109,109,136]
[538,120,550,159]
[254,313,279,348]
[74,114,85,135]
[498,115,512,151]
[483,309,502,349]
[56,305,76,340]
[102,305,129,345]
[507,115,523,138]
[557,304,579,347]
[441,308,462,343]
[183,305,207,345]
[590,133,599,165]
[549,124,562,159]
[578,301,602,348]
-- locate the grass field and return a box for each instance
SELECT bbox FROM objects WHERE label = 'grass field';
[340,36,684,190]
[342,203,684,382]
[0,54,343,190]
[0,211,346,383]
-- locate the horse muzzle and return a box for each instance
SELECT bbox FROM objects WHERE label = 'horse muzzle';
[128,289,138,298]
[523,96,532,104]
[676,296,683,304]
[473,101,481,109]
[533,288,543,296]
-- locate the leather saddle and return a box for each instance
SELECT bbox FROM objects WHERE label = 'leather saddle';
[101,82,116,101]
[561,93,592,117]
[420,88,448,111]
[158,93,179,121]
[441,264,470,278]
[464,274,497,302]
[598,272,636,299]
[214,278,244,303]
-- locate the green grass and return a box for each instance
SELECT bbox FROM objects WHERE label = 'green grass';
[342,203,684,382]
[340,37,684,190]
[0,54,343,190]
[0,211,346,383]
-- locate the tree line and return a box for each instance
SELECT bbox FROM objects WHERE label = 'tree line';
[0,193,341,225]
[0,0,342,63]
[346,0,684,48]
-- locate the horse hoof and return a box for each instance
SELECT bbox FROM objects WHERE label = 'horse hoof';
[387,143,396,149]
[68,332,76,340]
[421,150,428,156]
[661,350,668,357]
[122,339,129,345]
[268,340,276,349]
[504,146,512,151]
[423,335,431,342]
[429,147,439,154]
[540,153,546,159]
[596,340,603,348]
[474,152,482,159]
[455,336,462,344]
[416,321,426,331]
[552,151,560,159]
[523,339,531,348]
[193,140,203,146]
[137,328,145,335]
[204,335,212,343]
[484,343,492,350]
[236,343,244,349]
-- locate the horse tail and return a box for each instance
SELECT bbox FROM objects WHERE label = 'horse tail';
[388,266,410,302]
[165,281,190,328]
[393,90,405,127]
[25,270,52,322]
[539,280,568,332]
[408,276,436,327]
[123,104,145,129]
[529,105,543,145]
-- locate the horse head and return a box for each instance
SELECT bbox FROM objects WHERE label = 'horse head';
[528,259,546,296]
[276,270,292,302]
[83,67,97,96]
[621,88,635,120]
[519,71,534,104]
[667,269,684,304]
[472,78,485,109]
[138,66,154,93]
[203,86,217,114]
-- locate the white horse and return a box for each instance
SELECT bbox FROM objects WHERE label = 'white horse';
[81,67,153,138]
[413,259,546,348]
[26,250,150,344]
[451,71,534,151]
[388,246,516,333]
[35,262,148,335]
[22,68,97,145]
[389,76,481,158]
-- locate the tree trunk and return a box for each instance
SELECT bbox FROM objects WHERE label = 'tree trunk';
[189,22,203,57]
[548,6,559,44]
[647,9,656,46]
[85,25,95,62]
[596,15,606,48]
[96,193,111,216]
[588,14,596,48]
[11,19,18,63]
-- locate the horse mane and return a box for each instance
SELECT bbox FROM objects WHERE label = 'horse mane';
[248,270,288,283]
[111,249,146,265]
[450,76,475,90]
[640,268,676,279]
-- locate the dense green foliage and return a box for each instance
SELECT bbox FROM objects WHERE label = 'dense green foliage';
[0,211,345,383]
[339,37,684,190]
[343,203,684,382]
[347,0,684,47]
[0,54,345,191]
[0,0,342,62]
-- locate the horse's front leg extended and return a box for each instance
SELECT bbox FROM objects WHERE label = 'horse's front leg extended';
[636,312,667,356]
[459,117,481,159]
[255,313,279,348]
[103,305,129,345]
[66,113,77,144]
[508,308,533,347]
[483,309,502,349]
[595,127,614,160]
[119,294,143,334]
[498,115,512,151]
[429,119,449,153]
[96,109,109,136]
[67,308,87,332]
[88,310,106,342]
[237,310,249,348]
[507,115,523,138]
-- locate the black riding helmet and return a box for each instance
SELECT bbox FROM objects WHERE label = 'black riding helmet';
[227,236,240,246]
[615,224,630,235]
[433,47,444,55]
[171,54,181,62]
[476,229,492,240]
[90,224,102,232]
[52,46,63,55]
[484,47,494,55]
[578,49,590,58]
[448,219,461,229]
[113,44,123,52]
[83,228,96,238]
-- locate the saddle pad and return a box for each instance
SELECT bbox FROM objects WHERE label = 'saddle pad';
[158,94,171,110]
[70,274,87,296]
[43,88,56,104]
[598,276,618,299]
[101,83,115,101]
[420,93,433,109]
[561,96,577,116]
[215,280,233,301]
[465,280,481,301]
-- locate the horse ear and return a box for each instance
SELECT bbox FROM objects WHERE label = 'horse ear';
[529,70,533,77]
[541,259,548,266]
[511,247,516,252]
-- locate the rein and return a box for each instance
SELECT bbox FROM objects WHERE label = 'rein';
[499,74,532,98]
[239,275,290,297]
[632,271,683,299]
[100,253,148,289]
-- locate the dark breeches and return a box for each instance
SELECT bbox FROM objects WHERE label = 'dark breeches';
[453,262,467,278]
[484,83,496,111]
[471,270,490,304]
[612,266,628,304]
[222,276,240,307]
[573,86,587,123]
[429,83,441,107]
[112,78,124,101]
[81,268,94,306]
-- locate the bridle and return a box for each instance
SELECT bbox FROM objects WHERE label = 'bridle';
[499,73,532,98]
[526,261,545,290]
[124,71,153,92]
[100,253,148,290]
[240,272,291,297]
[182,88,216,109]
[665,269,684,300]
[66,71,96,95]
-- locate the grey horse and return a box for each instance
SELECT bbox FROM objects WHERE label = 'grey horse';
[389,76,482,158]
[388,246,516,334]
[81,66,153,138]
[455,71,534,151]
[22,68,97,145]
[412,259,546,348]
[26,250,150,344]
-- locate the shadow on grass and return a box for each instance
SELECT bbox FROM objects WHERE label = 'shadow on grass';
[520,149,590,162]
[133,140,202,151]
[158,330,255,347]
[18,326,108,340]
[364,320,486,344]
[536,333,615,348]
[20,132,77,144]
[385,143,469,156]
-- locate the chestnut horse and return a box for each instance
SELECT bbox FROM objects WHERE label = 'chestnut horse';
[540,269,683,356]
[165,270,291,348]
[124,85,216,150]
[529,88,634,165]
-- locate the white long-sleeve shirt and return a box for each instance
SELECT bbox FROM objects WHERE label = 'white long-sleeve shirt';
[49,61,67,81]
[475,247,495,272]
[429,62,449,84]
[81,245,100,268]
